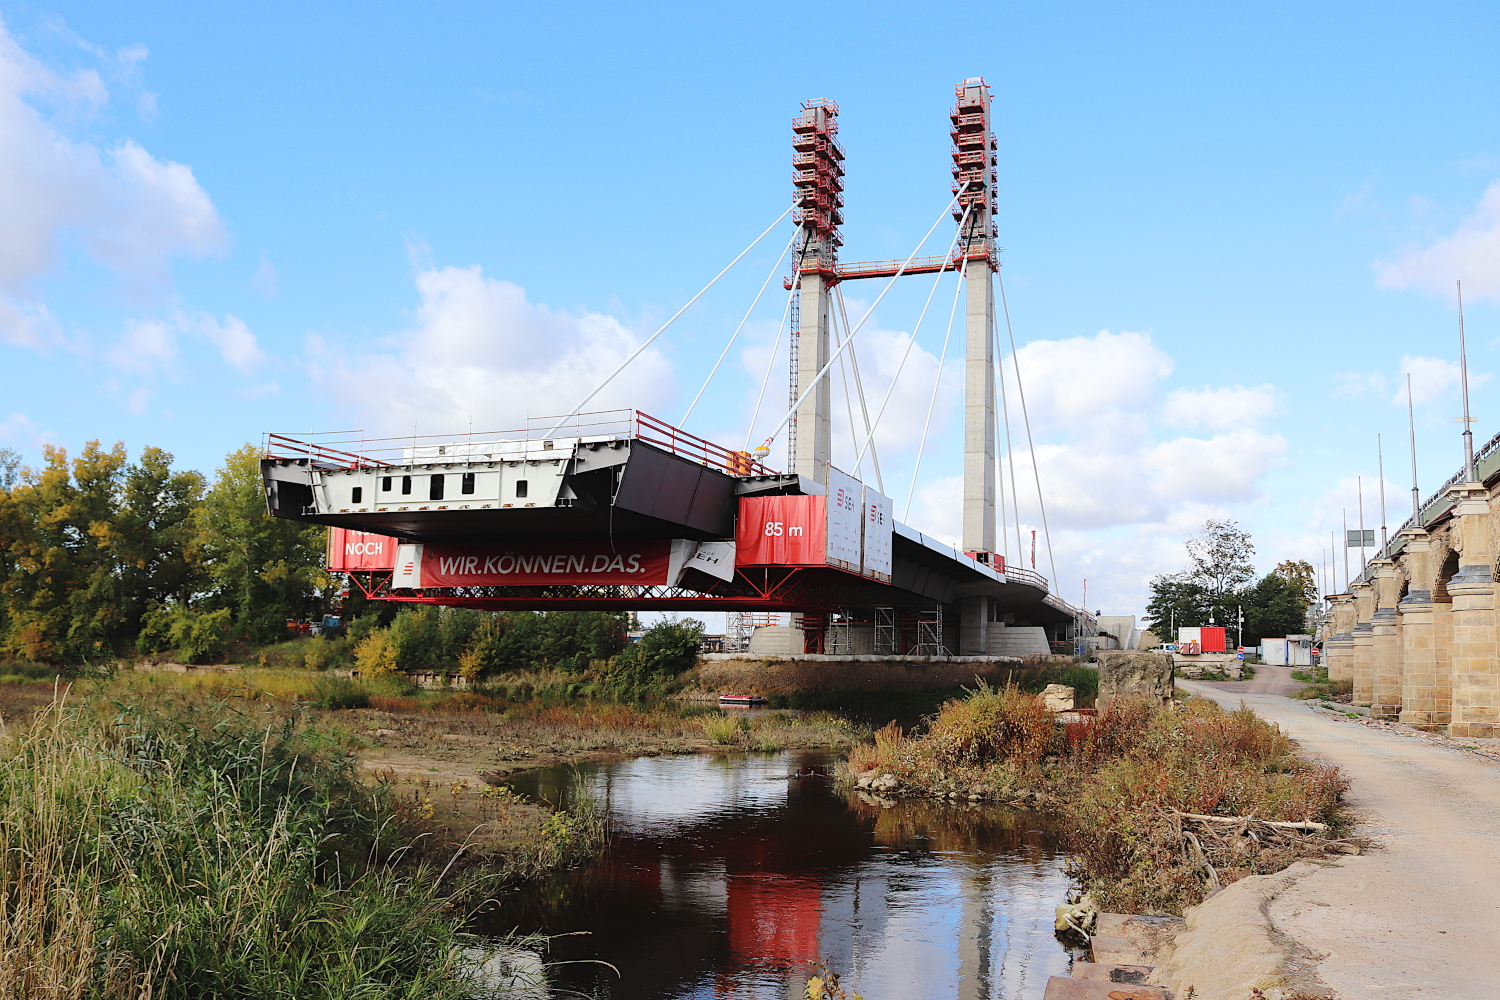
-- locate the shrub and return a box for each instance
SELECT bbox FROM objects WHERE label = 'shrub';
[618,618,704,678]
[312,676,370,710]
[353,630,398,677]
[702,715,746,745]
[924,682,1057,769]
[138,604,232,664]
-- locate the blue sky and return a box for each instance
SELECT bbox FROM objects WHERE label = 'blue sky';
[3,1,1499,617]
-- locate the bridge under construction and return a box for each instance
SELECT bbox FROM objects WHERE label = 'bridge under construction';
[261,78,1092,657]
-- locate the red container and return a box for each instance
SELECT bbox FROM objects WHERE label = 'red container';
[1199,626,1227,653]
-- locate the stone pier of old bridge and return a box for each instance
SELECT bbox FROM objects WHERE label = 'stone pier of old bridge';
[1323,429,1500,736]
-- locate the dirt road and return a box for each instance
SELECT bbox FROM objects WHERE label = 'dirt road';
[1189,663,1304,697]
[1177,677,1500,998]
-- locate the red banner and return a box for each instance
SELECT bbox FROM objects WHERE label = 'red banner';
[416,541,673,587]
[735,496,827,566]
[327,528,400,571]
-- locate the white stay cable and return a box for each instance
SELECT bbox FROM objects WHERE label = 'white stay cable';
[834,285,884,493]
[743,271,801,452]
[836,334,863,479]
[904,268,966,521]
[853,209,971,474]
[760,188,966,450]
[681,228,800,426]
[993,309,1024,559]
[549,205,793,435]
[997,266,1059,598]
[994,380,1009,565]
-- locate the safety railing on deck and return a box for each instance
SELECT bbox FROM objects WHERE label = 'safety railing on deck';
[264,410,778,478]
[1003,566,1048,591]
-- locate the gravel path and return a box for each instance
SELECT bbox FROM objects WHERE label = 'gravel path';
[1177,677,1500,998]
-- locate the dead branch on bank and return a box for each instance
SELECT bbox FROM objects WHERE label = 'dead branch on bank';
[1170,810,1358,893]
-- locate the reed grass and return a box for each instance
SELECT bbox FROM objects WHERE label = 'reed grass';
[0,692,511,999]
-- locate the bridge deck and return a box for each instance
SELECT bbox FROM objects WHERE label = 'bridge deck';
[263,412,1083,625]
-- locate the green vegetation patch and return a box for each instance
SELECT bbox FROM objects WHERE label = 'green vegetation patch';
[0,692,516,998]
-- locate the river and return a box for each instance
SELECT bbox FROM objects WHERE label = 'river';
[484,749,1077,999]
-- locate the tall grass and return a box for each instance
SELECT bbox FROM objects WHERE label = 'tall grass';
[0,693,502,999]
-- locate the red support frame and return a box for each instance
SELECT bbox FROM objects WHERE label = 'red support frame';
[342,564,870,615]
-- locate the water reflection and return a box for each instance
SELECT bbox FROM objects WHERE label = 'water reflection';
[489,752,1072,999]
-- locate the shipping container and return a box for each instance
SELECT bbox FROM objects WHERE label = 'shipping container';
[1199,626,1227,653]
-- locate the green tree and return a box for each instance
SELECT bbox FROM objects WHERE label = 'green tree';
[463,611,545,674]
[1185,519,1256,597]
[1274,559,1319,609]
[196,445,326,642]
[538,610,629,671]
[0,442,130,662]
[116,447,207,638]
[1242,572,1310,645]
[1143,575,1211,639]
[616,617,705,677]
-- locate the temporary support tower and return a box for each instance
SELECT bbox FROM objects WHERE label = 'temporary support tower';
[952,78,1000,559]
[791,99,844,486]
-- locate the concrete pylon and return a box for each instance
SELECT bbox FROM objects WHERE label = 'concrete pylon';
[1397,528,1446,728]
[794,273,832,485]
[1350,580,1376,705]
[1447,483,1497,737]
[1370,559,1402,720]
[962,264,996,555]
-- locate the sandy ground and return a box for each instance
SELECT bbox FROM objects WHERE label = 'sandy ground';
[1176,674,1500,998]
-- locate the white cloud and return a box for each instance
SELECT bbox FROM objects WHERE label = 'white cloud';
[106,308,262,377]
[1006,329,1173,438]
[1333,356,1487,410]
[109,318,175,372]
[1376,180,1500,300]
[1142,429,1287,504]
[1396,354,1488,407]
[1333,370,1387,398]
[900,328,1286,615]
[1162,384,1275,431]
[251,252,278,297]
[0,18,226,341]
[311,265,675,435]
[192,313,262,374]
[0,411,48,448]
